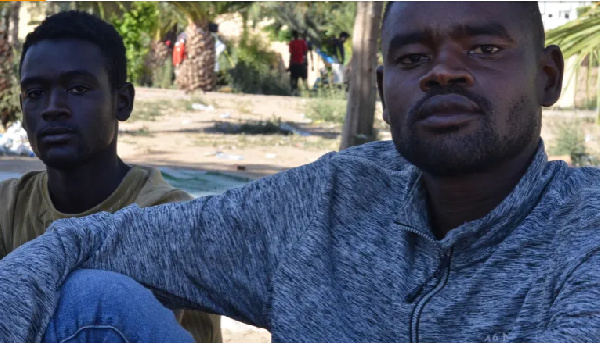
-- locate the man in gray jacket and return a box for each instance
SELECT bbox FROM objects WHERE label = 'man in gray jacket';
[1,2,599,342]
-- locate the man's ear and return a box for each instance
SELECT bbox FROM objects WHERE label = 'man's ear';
[376,65,390,124]
[540,45,564,107]
[115,82,135,121]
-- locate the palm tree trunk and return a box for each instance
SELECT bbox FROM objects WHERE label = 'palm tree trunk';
[176,21,216,92]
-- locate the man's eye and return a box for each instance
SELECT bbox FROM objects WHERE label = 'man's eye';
[24,89,44,99]
[469,45,501,55]
[69,85,90,94]
[397,54,430,65]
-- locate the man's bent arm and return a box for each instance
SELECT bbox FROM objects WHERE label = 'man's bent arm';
[0,153,333,343]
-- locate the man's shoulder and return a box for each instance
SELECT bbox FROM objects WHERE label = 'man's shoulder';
[0,170,45,197]
[130,165,193,206]
[0,171,46,250]
[548,167,600,258]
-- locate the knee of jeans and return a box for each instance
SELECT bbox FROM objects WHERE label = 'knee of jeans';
[60,269,156,311]
[63,269,140,294]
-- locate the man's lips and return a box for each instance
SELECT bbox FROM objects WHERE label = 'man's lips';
[416,94,482,129]
[38,127,76,144]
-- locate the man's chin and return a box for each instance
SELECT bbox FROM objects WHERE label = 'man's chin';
[394,137,500,177]
[39,151,84,170]
[412,158,496,177]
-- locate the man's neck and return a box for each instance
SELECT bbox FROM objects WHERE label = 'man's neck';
[46,149,131,214]
[423,140,540,239]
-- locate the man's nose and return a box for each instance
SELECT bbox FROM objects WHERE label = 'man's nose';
[419,52,474,92]
[41,90,71,121]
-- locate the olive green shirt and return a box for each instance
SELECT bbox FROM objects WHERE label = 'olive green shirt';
[0,165,221,343]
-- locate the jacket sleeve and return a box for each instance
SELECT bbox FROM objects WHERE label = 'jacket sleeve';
[155,188,195,204]
[0,153,334,343]
[536,250,600,342]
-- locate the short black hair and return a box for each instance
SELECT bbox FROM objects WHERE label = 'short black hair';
[340,32,350,39]
[382,2,545,50]
[292,30,299,39]
[20,10,127,89]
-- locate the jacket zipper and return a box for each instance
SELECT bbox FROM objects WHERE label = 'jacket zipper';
[409,248,453,343]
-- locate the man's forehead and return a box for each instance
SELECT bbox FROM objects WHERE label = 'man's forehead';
[383,2,525,42]
[21,39,106,80]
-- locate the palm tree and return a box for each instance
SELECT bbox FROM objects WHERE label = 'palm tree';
[0,2,19,129]
[146,2,185,87]
[546,2,600,122]
[170,1,251,92]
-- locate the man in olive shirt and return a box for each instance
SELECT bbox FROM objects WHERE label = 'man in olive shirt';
[0,11,220,343]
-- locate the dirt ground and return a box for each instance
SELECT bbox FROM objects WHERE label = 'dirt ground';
[118,88,350,179]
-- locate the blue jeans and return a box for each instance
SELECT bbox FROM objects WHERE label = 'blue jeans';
[43,269,195,343]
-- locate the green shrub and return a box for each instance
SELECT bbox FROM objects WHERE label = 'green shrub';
[110,2,158,85]
[549,120,586,157]
[229,61,290,96]
[0,47,22,129]
[152,56,174,89]
[304,86,347,123]
[305,98,347,123]
[225,34,291,96]
[547,120,600,167]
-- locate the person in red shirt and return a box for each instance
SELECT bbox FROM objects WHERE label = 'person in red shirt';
[288,30,308,93]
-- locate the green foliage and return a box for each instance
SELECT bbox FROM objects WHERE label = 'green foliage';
[110,2,159,85]
[226,34,291,96]
[263,26,292,43]
[546,3,600,120]
[304,87,347,123]
[546,120,600,168]
[253,2,356,46]
[549,120,586,157]
[153,56,175,89]
[171,2,251,25]
[216,117,291,135]
[0,47,22,128]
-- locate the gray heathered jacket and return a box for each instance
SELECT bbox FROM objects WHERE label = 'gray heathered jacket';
[1,141,600,343]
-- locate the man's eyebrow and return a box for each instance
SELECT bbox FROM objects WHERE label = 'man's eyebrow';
[387,31,429,50]
[20,77,46,88]
[21,70,98,88]
[452,23,514,42]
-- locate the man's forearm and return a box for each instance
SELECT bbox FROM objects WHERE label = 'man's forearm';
[0,216,99,343]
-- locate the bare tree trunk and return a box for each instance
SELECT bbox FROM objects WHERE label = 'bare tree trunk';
[339,1,383,150]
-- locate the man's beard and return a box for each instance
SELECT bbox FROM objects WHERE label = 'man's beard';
[393,89,540,177]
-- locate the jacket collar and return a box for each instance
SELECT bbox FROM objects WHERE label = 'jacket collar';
[393,141,566,262]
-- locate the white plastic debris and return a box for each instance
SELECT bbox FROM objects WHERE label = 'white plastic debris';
[215,152,244,160]
[220,113,232,118]
[265,153,277,159]
[0,121,35,157]
[191,103,215,111]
